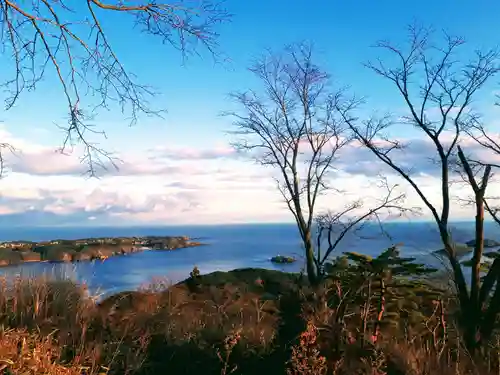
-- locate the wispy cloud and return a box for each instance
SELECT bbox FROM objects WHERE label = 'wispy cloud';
[337,132,500,177]
[151,145,240,161]
[0,126,498,226]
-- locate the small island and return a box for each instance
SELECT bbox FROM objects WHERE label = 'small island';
[270,255,296,264]
[466,238,500,248]
[0,235,203,267]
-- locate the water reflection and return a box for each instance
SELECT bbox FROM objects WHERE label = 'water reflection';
[0,248,304,298]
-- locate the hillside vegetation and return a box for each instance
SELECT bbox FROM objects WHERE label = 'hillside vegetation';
[0,247,498,375]
[0,236,199,266]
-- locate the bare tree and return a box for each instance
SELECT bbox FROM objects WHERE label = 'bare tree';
[0,0,230,175]
[224,43,355,285]
[340,24,500,351]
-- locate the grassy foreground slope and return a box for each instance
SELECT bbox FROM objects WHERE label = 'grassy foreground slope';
[0,263,496,375]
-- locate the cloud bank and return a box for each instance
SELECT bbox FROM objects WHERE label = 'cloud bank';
[0,125,498,226]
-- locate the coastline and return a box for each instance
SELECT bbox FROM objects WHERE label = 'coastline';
[0,235,205,268]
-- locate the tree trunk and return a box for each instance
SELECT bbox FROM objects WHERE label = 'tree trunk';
[303,229,318,286]
[464,192,486,352]
[472,196,485,301]
[456,147,491,352]
[439,227,469,308]
[480,273,500,344]
[437,224,475,352]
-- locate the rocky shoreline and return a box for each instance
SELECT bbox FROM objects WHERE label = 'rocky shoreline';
[0,236,204,267]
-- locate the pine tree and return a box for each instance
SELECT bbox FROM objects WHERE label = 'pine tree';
[324,246,445,347]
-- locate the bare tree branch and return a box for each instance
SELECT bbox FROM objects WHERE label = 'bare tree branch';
[464,94,500,227]
[314,177,415,275]
[467,120,500,168]
[0,0,230,176]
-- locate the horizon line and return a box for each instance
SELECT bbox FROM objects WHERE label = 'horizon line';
[0,219,494,229]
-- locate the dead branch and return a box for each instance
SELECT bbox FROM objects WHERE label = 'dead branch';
[484,198,500,227]
[464,94,500,225]
[0,0,230,176]
[314,177,413,272]
[467,119,500,170]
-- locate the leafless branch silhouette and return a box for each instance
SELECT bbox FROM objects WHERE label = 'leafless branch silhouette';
[0,0,230,175]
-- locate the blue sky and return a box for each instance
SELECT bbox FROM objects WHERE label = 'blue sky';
[0,0,499,226]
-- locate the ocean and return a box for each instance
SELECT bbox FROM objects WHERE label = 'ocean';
[0,221,498,298]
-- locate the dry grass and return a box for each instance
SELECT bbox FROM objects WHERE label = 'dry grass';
[0,329,82,375]
[0,268,499,375]
[0,275,92,329]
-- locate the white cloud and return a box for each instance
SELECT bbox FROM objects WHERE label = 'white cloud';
[337,131,500,177]
[0,126,498,226]
[152,144,239,160]
[0,128,282,224]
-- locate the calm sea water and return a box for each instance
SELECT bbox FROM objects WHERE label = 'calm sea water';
[0,221,498,298]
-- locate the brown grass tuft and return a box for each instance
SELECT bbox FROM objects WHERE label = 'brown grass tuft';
[0,329,82,375]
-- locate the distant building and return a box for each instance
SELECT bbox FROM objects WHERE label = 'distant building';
[0,241,34,250]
